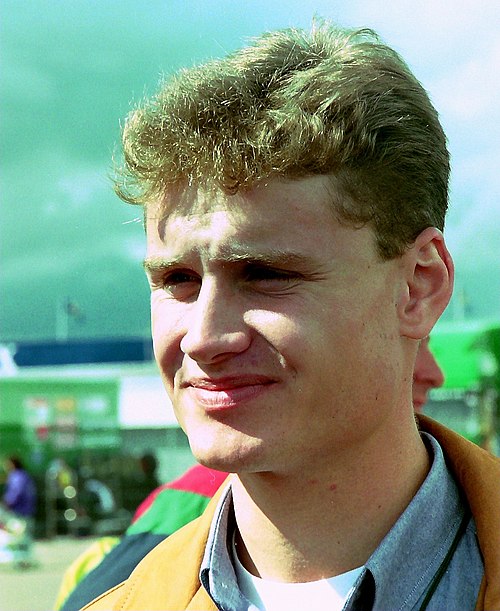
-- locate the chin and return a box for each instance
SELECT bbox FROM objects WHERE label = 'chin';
[413,399,426,414]
[188,432,267,474]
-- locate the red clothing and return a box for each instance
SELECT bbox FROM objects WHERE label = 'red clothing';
[131,465,228,523]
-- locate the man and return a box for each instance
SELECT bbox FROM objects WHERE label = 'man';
[84,22,500,611]
[57,339,445,611]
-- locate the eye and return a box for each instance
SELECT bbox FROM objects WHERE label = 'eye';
[157,270,200,300]
[243,264,302,289]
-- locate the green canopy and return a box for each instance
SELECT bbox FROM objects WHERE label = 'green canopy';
[430,319,500,391]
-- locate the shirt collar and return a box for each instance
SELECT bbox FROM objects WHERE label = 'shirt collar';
[361,432,466,610]
[200,481,255,610]
[201,433,465,611]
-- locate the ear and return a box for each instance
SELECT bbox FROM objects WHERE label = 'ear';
[398,227,454,340]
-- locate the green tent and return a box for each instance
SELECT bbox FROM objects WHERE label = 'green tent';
[430,319,500,391]
[426,319,499,450]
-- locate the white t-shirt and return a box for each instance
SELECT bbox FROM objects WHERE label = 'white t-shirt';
[232,537,363,611]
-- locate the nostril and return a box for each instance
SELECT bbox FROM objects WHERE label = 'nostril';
[180,329,251,365]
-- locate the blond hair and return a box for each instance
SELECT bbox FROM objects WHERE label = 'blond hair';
[115,22,449,259]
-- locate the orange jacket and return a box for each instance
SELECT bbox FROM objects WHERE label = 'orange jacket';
[82,416,500,610]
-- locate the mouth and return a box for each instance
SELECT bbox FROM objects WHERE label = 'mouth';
[412,392,428,412]
[182,375,277,411]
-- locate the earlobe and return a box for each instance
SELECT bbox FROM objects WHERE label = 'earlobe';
[399,227,454,340]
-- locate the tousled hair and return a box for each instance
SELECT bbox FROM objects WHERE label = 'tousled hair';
[114,22,449,259]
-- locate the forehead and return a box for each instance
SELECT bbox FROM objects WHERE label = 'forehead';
[144,176,381,271]
[147,178,333,260]
[145,175,337,234]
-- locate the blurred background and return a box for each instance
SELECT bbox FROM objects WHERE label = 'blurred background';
[0,0,498,592]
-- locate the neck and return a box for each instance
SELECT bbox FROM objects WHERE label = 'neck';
[232,416,429,583]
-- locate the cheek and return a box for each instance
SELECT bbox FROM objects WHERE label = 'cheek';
[245,305,291,333]
[245,308,317,371]
[151,300,185,380]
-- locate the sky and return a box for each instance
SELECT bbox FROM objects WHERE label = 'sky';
[1,0,499,342]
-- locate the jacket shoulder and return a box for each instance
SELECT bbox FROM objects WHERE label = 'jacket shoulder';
[418,415,500,610]
[81,481,228,610]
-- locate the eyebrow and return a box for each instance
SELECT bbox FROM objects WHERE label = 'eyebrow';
[143,248,320,274]
[143,255,185,274]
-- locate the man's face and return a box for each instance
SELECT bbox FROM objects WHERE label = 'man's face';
[412,337,444,413]
[146,176,410,476]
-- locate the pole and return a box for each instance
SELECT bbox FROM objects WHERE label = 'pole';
[55,297,69,341]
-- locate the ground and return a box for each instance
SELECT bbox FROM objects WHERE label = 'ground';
[0,536,101,611]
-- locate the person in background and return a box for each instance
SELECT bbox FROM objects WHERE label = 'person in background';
[412,337,445,413]
[1,456,37,568]
[83,20,500,610]
[56,339,446,611]
[121,452,161,514]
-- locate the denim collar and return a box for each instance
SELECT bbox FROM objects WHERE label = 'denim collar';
[200,434,472,611]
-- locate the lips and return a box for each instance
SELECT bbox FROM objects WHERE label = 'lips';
[412,389,429,413]
[182,375,276,410]
[413,399,425,413]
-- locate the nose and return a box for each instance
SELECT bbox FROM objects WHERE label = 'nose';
[179,278,251,364]
[414,340,445,391]
[426,354,445,390]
